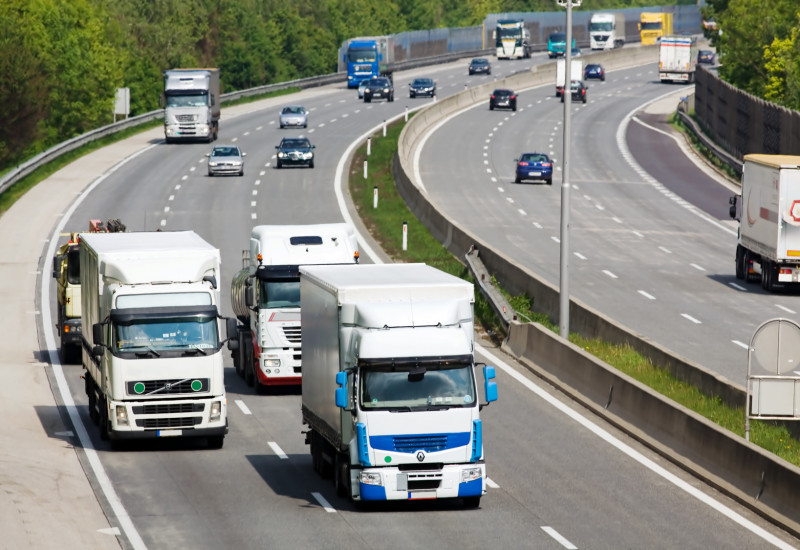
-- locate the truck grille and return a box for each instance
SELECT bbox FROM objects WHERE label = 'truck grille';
[136,416,203,429]
[131,403,204,415]
[176,114,196,122]
[126,378,209,396]
[370,432,470,453]
[283,326,301,344]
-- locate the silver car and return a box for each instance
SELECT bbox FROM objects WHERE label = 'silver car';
[357,80,369,99]
[206,145,245,176]
[279,105,308,129]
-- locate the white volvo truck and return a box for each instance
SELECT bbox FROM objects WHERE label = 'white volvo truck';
[300,263,498,506]
[81,231,230,448]
[230,224,359,392]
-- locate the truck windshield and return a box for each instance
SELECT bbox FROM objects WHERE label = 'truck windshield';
[591,22,613,31]
[360,363,476,410]
[641,22,662,30]
[66,247,80,285]
[165,93,208,108]
[348,48,376,63]
[114,316,218,354]
[259,279,300,309]
[498,27,521,39]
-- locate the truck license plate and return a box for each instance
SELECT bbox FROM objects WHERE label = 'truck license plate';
[157,429,183,437]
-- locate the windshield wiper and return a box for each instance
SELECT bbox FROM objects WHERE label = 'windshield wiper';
[185,344,208,355]
[132,345,160,357]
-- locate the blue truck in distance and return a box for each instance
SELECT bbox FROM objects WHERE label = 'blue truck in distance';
[343,37,395,88]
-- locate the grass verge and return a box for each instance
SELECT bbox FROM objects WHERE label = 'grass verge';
[350,114,800,467]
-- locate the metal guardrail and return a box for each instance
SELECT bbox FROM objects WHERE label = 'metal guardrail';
[676,100,743,180]
[0,48,492,199]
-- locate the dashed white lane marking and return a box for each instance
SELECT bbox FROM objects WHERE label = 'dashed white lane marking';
[486,477,500,489]
[638,290,656,300]
[690,263,706,271]
[728,282,747,291]
[776,304,796,314]
[681,313,701,324]
[732,340,749,350]
[541,526,578,549]
[312,492,337,513]
[268,441,289,459]
[235,399,252,415]
[602,270,618,279]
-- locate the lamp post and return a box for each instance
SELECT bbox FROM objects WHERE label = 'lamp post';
[557,0,581,338]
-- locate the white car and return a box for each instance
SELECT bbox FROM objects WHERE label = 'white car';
[279,105,308,129]
[206,145,245,176]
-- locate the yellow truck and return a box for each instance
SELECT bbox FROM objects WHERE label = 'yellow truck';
[639,12,673,46]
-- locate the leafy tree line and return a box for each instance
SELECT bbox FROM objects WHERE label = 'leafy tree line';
[1,0,679,172]
[705,0,800,111]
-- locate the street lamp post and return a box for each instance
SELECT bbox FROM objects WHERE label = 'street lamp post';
[557,0,581,338]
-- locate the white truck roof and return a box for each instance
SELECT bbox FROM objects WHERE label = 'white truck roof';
[79,231,220,285]
[250,223,358,266]
[300,263,473,306]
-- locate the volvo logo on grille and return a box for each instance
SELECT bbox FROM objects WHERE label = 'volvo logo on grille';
[416,451,425,462]
[164,382,172,391]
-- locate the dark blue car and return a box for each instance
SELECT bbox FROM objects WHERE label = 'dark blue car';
[584,63,605,81]
[514,153,553,185]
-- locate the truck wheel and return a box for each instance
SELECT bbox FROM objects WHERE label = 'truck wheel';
[99,398,110,441]
[207,435,224,449]
[735,246,746,280]
[311,431,322,475]
[463,496,481,508]
[334,452,350,498]
[87,376,99,425]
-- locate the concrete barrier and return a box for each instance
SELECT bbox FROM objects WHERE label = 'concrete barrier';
[395,45,800,536]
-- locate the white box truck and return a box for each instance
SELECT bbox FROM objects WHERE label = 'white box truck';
[81,231,229,448]
[230,224,359,392]
[730,154,800,291]
[161,68,220,142]
[300,263,498,506]
[658,35,698,83]
[556,58,583,98]
[589,12,625,50]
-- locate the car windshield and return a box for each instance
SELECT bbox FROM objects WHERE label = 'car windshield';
[282,106,304,114]
[371,78,390,86]
[360,362,476,410]
[211,147,239,157]
[521,154,548,163]
[413,79,432,86]
[281,139,310,148]
[472,59,487,65]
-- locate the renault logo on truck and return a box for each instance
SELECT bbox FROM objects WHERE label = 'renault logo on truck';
[416,451,426,462]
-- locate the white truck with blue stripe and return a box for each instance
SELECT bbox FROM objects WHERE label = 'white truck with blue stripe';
[300,263,497,507]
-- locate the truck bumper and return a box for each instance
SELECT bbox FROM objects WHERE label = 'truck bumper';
[164,123,212,139]
[354,463,485,501]
[61,319,82,345]
[256,349,302,386]
[106,397,228,440]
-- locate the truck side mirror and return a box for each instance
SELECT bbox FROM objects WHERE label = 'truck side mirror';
[226,318,240,350]
[52,256,62,279]
[335,371,348,409]
[92,323,104,347]
[483,365,498,403]
[729,195,739,220]
[245,284,254,308]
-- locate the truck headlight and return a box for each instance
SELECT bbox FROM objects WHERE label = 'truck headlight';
[360,472,383,486]
[461,467,482,483]
[210,401,222,421]
[115,406,129,426]
[264,359,280,368]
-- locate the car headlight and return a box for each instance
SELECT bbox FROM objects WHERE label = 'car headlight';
[232,161,242,167]
[209,161,218,167]
[360,472,383,486]
[461,467,482,483]
[278,152,286,158]
[303,153,312,159]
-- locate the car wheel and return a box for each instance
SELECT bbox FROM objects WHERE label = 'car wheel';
[487,70,491,75]
[280,123,284,129]
[546,178,553,185]
[239,170,244,177]
[560,96,564,103]
[489,103,494,110]
[601,75,605,81]
[512,104,517,111]
[583,96,587,104]
[514,176,520,184]
[409,93,414,98]
[364,96,371,103]
[469,71,473,76]
[276,160,282,169]
[389,94,394,102]
[309,161,314,169]
[208,170,213,177]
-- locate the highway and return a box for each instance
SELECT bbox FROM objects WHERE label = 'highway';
[35,51,800,549]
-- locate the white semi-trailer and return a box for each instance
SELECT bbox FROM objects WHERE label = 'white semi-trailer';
[230,224,359,392]
[658,35,698,83]
[81,231,229,448]
[589,12,625,50]
[300,263,498,506]
[730,154,800,292]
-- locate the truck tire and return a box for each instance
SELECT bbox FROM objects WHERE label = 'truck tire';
[463,496,481,508]
[334,451,350,498]
[735,245,746,280]
[242,332,255,387]
[86,375,99,425]
[99,397,110,441]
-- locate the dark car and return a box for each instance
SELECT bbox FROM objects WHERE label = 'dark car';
[409,78,436,98]
[560,80,587,104]
[584,63,605,81]
[275,137,315,168]
[363,77,394,103]
[698,50,715,64]
[490,89,517,111]
[468,58,491,76]
[514,153,553,185]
